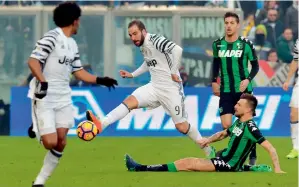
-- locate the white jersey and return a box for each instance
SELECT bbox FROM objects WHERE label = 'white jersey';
[28,27,83,102]
[293,39,298,86]
[139,33,182,89]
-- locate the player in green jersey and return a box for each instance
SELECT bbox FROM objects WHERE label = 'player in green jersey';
[124,94,285,173]
[211,12,259,165]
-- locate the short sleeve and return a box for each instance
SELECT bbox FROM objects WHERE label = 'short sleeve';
[150,34,176,53]
[30,31,58,63]
[246,40,257,61]
[71,42,83,73]
[246,120,266,144]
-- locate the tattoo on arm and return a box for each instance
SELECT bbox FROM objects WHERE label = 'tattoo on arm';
[269,147,280,170]
[208,130,228,143]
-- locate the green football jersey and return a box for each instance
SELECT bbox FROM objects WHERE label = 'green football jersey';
[221,119,265,171]
[212,36,258,93]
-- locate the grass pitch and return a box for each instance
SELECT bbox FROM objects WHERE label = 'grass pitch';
[0,137,297,187]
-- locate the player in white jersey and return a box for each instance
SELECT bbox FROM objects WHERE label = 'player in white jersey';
[86,20,215,158]
[28,2,117,187]
[282,39,299,159]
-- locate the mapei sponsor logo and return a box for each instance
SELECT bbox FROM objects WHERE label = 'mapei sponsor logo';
[69,90,282,133]
[218,50,243,58]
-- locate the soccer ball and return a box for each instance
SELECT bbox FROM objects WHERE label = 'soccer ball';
[76,120,98,141]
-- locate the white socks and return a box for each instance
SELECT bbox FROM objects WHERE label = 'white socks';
[291,121,298,150]
[102,103,130,129]
[186,124,212,156]
[34,149,62,185]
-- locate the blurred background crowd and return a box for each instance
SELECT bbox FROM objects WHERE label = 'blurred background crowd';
[0,0,298,134]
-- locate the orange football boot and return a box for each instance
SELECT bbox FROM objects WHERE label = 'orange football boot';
[86,110,103,134]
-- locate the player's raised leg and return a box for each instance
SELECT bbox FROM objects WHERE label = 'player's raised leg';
[86,96,137,133]
[125,154,216,172]
[87,83,159,133]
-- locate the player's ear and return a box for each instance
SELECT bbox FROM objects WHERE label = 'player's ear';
[142,29,147,35]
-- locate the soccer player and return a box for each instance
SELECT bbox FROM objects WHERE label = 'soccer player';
[282,39,299,159]
[125,94,285,174]
[211,12,259,165]
[28,2,117,187]
[86,20,215,158]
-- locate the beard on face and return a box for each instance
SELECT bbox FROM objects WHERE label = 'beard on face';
[136,34,145,47]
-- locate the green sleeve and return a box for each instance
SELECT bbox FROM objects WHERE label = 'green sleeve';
[212,42,218,58]
[246,42,257,61]
[245,121,266,144]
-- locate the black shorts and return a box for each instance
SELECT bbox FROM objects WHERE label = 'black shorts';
[219,92,252,116]
[211,157,233,172]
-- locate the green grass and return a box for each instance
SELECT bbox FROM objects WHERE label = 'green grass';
[0,137,297,187]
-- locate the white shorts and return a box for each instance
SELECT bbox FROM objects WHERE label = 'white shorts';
[290,85,298,108]
[132,83,187,124]
[31,100,75,136]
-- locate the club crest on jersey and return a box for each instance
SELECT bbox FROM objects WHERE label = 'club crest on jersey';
[218,50,243,58]
[140,46,152,57]
[237,43,243,49]
[232,126,243,136]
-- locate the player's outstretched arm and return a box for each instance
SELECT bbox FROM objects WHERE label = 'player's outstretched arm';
[198,130,228,147]
[123,62,148,78]
[73,69,118,90]
[260,140,285,174]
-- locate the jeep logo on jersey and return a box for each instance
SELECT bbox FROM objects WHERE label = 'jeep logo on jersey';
[218,50,243,58]
[59,56,73,65]
[232,126,243,136]
[146,59,157,67]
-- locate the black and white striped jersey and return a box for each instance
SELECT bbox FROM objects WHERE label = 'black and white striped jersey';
[293,39,298,61]
[139,33,182,88]
[28,27,83,101]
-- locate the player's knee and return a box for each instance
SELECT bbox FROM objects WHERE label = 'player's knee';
[42,138,58,150]
[222,123,231,129]
[175,122,189,134]
[290,110,298,122]
[123,95,138,110]
[56,137,67,152]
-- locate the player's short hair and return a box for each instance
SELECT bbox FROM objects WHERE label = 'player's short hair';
[224,12,240,23]
[241,93,258,116]
[53,2,81,27]
[128,20,146,31]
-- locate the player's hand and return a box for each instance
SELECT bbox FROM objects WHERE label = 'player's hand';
[282,82,289,91]
[96,77,118,91]
[197,138,210,148]
[119,70,133,78]
[35,82,48,99]
[171,74,182,83]
[212,82,220,97]
[239,79,250,92]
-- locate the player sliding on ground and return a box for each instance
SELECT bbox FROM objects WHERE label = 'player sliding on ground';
[125,94,285,174]
[86,19,215,158]
[28,2,117,187]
